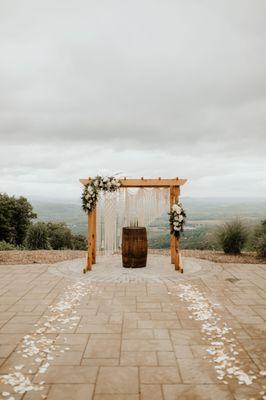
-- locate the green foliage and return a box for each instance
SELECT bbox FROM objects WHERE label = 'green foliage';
[25,222,50,250]
[256,234,266,258]
[72,234,87,250]
[251,220,266,258]
[24,222,85,251]
[0,193,36,245]
[0,241,18,250]
[82,176,121,214]
[252,219,266,241]
[169,203,186,238]
[217,219,248,254]
[46,222,73,250]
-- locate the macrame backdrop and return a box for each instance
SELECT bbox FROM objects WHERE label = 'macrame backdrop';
[96,187,169,254]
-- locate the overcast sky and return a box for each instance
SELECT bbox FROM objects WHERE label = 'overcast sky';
[0,0,265,201]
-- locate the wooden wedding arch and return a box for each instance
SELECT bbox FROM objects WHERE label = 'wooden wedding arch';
[80,177,187,273]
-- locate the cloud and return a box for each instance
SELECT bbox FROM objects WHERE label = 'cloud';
[0,0,265,199]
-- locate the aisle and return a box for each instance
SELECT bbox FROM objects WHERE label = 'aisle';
[0,258,265,399]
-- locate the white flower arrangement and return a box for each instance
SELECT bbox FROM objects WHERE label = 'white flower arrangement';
[82,175,121,213]
[169,201,186,238]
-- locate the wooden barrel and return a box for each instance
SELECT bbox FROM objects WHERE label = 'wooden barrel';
[122,227,148,268]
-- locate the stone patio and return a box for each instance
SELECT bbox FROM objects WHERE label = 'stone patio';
[0,255,265,400]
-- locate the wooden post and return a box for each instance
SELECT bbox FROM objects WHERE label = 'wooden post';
[170,187,175,264]
[174,186,180,271]
[174,235,180,271]
[85,211,94,272]
[92,208,96,264]
[179,253,183,273]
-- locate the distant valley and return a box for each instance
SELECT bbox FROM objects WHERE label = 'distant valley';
[30,197,266,249]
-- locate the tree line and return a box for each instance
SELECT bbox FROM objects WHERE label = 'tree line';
[0,193,87,250]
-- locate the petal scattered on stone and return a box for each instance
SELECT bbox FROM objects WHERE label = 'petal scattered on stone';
[0,281,99,396]
[177,283,260,393]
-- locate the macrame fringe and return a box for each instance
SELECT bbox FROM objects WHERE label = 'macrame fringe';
[96,188,169,254]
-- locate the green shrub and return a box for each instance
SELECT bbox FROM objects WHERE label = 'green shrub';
[252,220,266,258]
[25,222,50,250]
[25,221,80,251]
[256,234,266,258]
[251,219,266,242]
[217,219,248,254]
[46,222,73,250]
[0,240,18,250]
[72,234,87,250]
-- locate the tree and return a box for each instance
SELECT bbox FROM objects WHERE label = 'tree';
[0,195,15,243]
[0,193,36,245]
[217,219,248,254]
[25,222,50,250]
[46,222,73,250]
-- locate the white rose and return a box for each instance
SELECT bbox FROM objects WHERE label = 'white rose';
[178,215,183,222]
[172,204,181,213]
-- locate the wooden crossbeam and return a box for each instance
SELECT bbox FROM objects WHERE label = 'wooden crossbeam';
[80,178,187,187]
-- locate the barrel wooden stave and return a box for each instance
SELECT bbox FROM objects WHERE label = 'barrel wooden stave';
[122,227,147,268]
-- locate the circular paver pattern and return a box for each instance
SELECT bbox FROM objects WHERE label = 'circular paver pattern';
[48,254,223,283]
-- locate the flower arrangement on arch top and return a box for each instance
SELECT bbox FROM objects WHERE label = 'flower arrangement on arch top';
[169,202,186,238]
[82,175,121,214]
